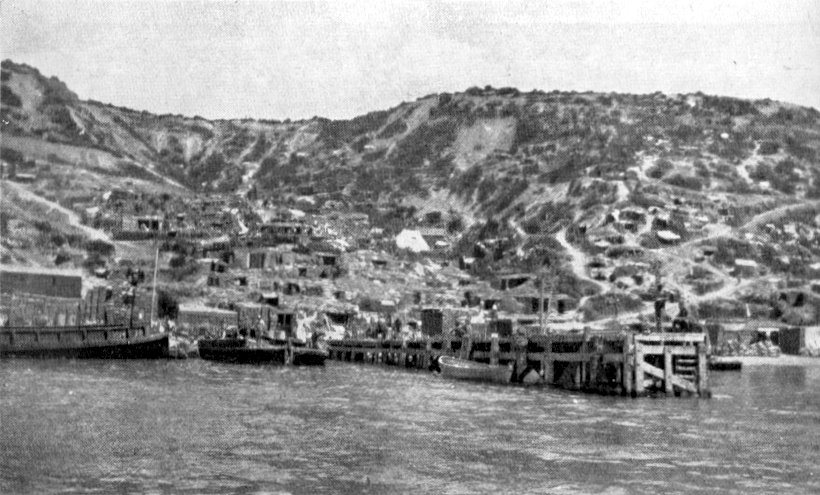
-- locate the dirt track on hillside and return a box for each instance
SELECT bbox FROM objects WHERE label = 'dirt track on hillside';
[3,180,111,242]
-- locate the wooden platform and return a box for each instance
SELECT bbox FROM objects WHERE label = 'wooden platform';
[328,332,711,398]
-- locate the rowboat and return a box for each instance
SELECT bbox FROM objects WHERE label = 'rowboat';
[438,356,513,384]
[198,337,287,364]
[0,325,169,359]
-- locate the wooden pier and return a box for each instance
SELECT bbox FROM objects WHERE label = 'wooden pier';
[328,332,710,397]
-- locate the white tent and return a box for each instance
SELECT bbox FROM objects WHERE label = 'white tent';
[395,229,430,253]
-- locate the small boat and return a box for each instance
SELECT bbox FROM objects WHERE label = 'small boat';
[708,356,742,371]
[0,325,169,359]
[198,337,287,364]
[438,356,513,384]
[291,346,329,366]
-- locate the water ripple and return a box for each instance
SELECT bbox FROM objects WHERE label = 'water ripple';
[1,359,818,494]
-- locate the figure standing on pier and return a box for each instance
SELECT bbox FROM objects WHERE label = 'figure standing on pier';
[672,300,689,332]
[257,316,267,338]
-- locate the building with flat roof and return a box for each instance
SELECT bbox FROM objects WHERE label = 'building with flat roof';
[0,265,83,299]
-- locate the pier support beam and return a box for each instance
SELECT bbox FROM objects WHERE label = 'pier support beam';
[664,348,674,394]
[542,341,553,383]
[697,342,709,397]
[622,336,633,396]
[634,340,645,396]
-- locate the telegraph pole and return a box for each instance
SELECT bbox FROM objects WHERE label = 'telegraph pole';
[538,271,544,334]
[538,259,555,335]
[149,243,160,329]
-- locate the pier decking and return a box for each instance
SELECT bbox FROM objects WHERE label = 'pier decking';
[328,332,710,397]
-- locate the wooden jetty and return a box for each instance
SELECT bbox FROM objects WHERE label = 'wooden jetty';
[328,332,711,397]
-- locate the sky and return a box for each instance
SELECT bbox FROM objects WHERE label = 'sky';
[2,0,819,120]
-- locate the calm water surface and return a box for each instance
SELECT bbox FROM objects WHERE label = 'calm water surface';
[1,358,818,494]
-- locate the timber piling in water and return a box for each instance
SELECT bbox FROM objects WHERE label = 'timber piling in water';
[328,332,711,398]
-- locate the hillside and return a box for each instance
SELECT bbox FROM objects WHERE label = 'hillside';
[3,59,820,323]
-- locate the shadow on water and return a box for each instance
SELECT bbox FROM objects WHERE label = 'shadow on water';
[1,359,819,494]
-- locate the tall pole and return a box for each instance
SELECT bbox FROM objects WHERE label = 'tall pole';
[538,273,544,335]
[149,244,160,328]
[129,285,136,329]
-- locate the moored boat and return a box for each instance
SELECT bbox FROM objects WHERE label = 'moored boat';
[438,356,513,384]
[708,356,742,371]
[198,337,287,364]
[0,325,169,359]
[291,346,329,366]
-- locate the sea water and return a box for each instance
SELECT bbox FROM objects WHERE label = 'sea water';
[1,359,818,494]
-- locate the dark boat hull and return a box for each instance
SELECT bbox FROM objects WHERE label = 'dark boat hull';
[199,339,287,364]
[291,347,328,366]
[708,357,742,371]
[0,326,169,359]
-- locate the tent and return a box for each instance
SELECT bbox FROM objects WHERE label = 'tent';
[395,229,430,253]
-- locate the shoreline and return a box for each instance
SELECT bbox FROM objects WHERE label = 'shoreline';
[728,355,820,367]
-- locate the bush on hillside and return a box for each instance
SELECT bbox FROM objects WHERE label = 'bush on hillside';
[749,160,799,194]
[244,134,268,162]
[709,237,758,267]
[389,119,459,170]
[39,75,77,107]
[663,173,704,191]
[758,140,780,155]
[700,95,758,116]
[54,251,71,266]
[693,160,712,180]
[50,232,66,247]
[49,105,80,134]
[580,292,643,321]
[1,86,21,107]
[447,214,464,233]
[647,158,674,179]
[376,118,408,139]
[451,165,483,198]
[806,171,820,199]
[318,110,391,147]
[785,133,816,161]
[85,239,115,258]
[0,146,24,164]
[485,178,528,212]
[629,190,665,209]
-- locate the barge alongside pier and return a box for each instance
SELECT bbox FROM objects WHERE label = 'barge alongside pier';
[198,337,288,364]
[0,325,169,358]
[329,332,711,397]
[198,337,328,365]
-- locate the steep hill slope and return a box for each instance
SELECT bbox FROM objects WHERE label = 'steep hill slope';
[4,60,820,199]
[4,60,820,211]
[3,59,820,322]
